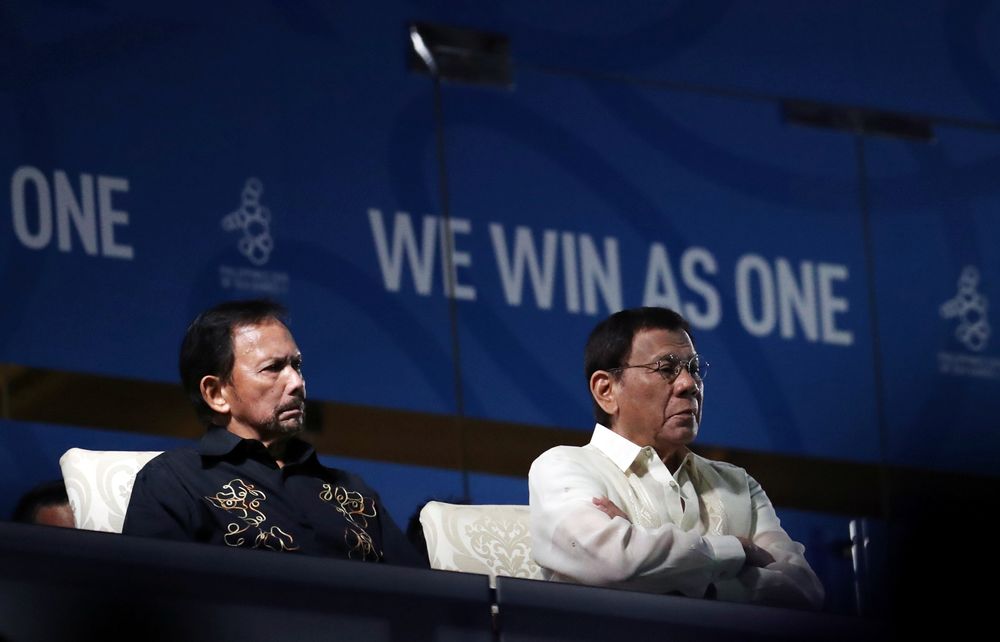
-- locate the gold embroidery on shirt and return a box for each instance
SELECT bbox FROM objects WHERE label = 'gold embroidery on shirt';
[345,526,379,560]
[319,483,382,561]
[254,526,298,551]
[204,479,299,551]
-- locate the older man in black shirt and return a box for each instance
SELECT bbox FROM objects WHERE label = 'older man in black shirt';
[123,300,420,565]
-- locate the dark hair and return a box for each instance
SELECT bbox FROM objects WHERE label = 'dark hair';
[584,307,693,425]
[12,480,69,523]
[179,299,288,423]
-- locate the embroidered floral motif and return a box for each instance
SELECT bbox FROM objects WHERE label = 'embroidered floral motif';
[700,486,727,536]
[345,526,379,560]
[625,476,659,528]
[319,483,382,561]
[204,479,299,551]
[254,526,298,551]
[465,515,539,579]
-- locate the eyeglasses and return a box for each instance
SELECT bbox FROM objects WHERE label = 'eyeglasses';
[607,354,708,383]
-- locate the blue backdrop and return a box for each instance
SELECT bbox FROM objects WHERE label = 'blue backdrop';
[2,1,1000,615]
[3,1,997,474]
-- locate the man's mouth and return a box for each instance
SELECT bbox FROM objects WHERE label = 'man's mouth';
[278,403,305,417]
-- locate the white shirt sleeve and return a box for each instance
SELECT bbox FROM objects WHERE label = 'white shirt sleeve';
[715,475,825,609]
[529,447,746,597]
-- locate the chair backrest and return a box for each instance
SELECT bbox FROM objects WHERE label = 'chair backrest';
[59,448,162,533]
[419,501,543,585]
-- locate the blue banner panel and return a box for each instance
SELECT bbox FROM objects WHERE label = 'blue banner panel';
[0,2,459,415]
[3,2,997,476]
[866,127,1000,475]
[413,0,1000,124]
[430,71,879,463]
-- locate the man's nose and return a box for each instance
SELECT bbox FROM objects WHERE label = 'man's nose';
[673,368,699,396]
[286,367,306,397]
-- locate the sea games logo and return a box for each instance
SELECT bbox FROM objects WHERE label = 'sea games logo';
[938,266,998,379]
[222,177,274,266]
[218,178,289,294]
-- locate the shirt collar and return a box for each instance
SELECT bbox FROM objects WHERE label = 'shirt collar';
[198,425,243,456]
[676,451,697,480]
[589,423,696,475]
[589,423,648,472]
[198,425,317,467]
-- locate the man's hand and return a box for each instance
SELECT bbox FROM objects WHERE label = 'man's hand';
[736,536,775,568]
[592,496,630,521]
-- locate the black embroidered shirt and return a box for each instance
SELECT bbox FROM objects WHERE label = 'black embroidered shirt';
[122,426,422,566]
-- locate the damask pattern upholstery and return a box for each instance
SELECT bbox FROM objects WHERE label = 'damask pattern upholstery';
[419,501,543,585]
[59,448,162,533]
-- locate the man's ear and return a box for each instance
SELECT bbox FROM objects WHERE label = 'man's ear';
[590,370,618,419]
[200,375,230,414]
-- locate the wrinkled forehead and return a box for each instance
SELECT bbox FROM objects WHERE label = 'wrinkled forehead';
[628,327,695,362]
[231,318,296,354]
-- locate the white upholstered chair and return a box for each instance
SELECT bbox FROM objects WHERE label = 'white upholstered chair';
[59,448,162,533]
[419,501,543,586]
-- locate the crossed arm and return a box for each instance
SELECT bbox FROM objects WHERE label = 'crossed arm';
[529,450,824,609]
[591,496,776,568]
